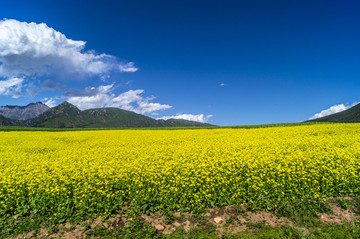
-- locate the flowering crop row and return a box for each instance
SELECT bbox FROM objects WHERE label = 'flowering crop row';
[1,124,360,221]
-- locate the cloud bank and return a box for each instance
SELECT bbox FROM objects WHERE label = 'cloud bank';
[65,84,172,114]
[157,114,213,123]
[0,19,137,98]
[0,19,137,78]
[309,102,359,120]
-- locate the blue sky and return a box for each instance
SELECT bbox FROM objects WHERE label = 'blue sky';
[0,0,359,126]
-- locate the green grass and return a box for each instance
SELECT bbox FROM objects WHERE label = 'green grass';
[85,226,112,237]
[2,199,360,238]
[229,225,304,239]
[275,199,333,227]
[84,220,360,239]
[0,216,45,238]
[116,216,160,238]
[336,198,353,210]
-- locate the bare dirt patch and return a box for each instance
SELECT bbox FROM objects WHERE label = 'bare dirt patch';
[141,211,194,234]
[202,205,293,235]
[11,198,360,238]
[319,198,358,224]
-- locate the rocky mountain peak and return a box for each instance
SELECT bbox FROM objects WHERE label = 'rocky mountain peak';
[0,102,50,120]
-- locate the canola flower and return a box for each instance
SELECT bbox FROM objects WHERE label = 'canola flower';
[1,124,360,221]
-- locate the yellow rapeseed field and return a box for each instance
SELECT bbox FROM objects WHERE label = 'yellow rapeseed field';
[1,124,360,220]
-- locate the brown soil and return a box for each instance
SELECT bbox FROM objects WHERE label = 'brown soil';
[12,197,360,238]
[319,197,358,224]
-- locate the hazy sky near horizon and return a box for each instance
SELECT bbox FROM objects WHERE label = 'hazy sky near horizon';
[0,0,359,125]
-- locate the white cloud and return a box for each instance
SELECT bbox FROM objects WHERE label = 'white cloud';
[100,75,110,82]
[309,102,359,120]
[0,19,137,79]
[44,98,57,108]
[219,83,225,86]
[66,84,114,110]
[119,62,138,72]
[157,114,213,123]
[111,89,143,109]
[66,84,172,114]
[110,90,172,114]
[137,101,172,114]
[0,77,23,98]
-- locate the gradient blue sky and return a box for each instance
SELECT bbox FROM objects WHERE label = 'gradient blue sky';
[0,0,359,126]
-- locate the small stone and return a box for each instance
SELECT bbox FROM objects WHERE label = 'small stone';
[155,224,165,231]
[173,221,181,227]
[64,222,72,229]
[183,221,191,232]
[26,231,34,238]
[214,217,223,224]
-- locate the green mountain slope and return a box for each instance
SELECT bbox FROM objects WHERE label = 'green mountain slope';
[0,115,19,126]
[24,102,81,127]
[307,103,360,123]
[16,102,214,128]
[157,118,213,127]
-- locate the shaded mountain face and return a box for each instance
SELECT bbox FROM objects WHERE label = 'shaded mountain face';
[0,114,19,126]
[307,103,360,123]
[24,101,82,127]
[0,102,50,120]
[0,101,214,128]
[156,118,213,127]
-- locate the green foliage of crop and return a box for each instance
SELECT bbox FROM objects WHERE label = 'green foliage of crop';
[1,123,360,238]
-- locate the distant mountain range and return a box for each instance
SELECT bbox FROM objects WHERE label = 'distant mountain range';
[0,102,50,120]
[307,103,360,123]
[0,102,213,128]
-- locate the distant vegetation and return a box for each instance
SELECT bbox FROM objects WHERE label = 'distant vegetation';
[0,122,329,132]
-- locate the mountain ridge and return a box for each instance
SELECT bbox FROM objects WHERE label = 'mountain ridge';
[307,103,360,123]
[0,101,214,128]
[0,102,50,120]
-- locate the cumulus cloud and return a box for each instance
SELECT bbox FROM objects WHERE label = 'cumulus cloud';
[65,84,172,114]
[309,102,359,120]
[136,101,172,114]
[0,77,24,98]
[157,114,213,123]
[111,89,143,109]
[66,85,114,109]
[0,19,138,98]
[0,19,137,79]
